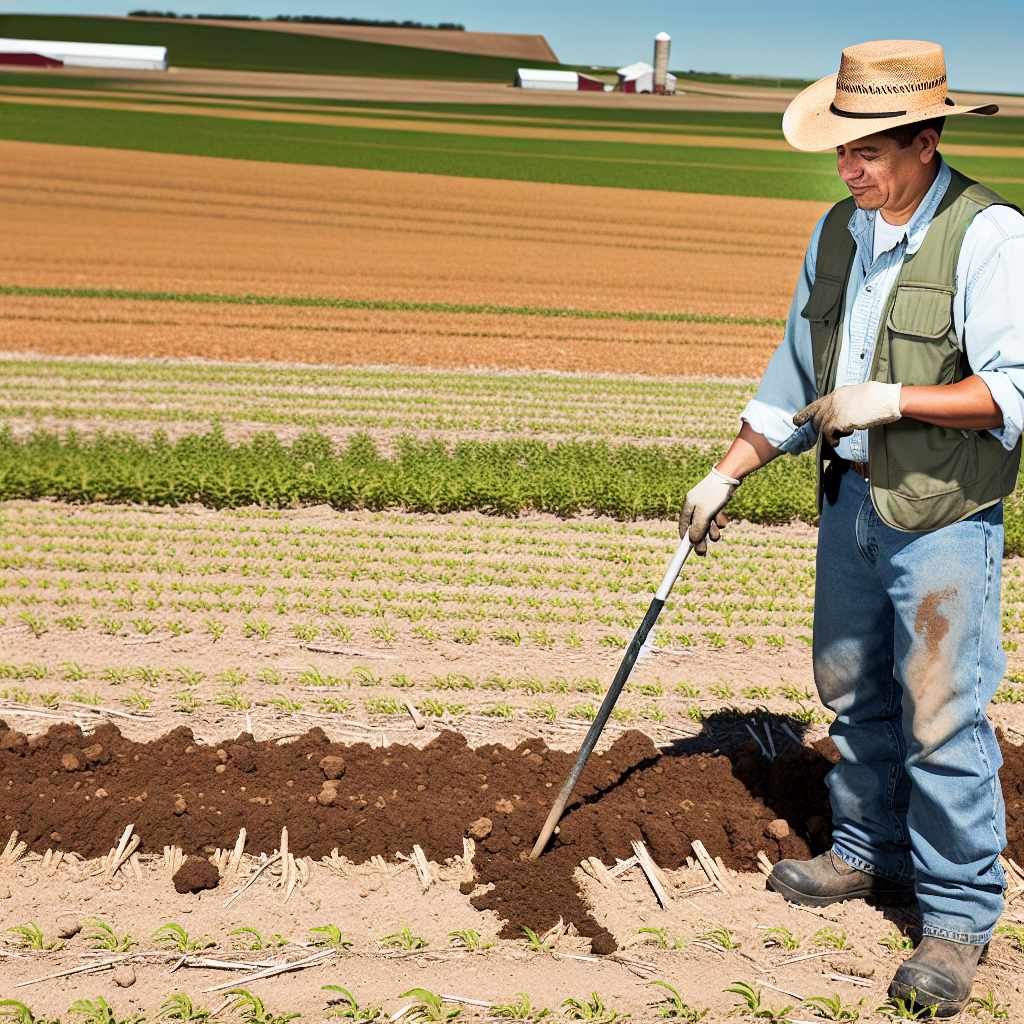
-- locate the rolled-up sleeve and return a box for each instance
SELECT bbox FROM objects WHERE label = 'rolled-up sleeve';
[961,209,1024,451]
[739,212,825,455]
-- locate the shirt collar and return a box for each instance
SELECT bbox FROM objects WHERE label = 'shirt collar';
[847,155,950,259]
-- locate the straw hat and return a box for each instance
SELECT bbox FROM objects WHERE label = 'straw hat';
[782,39,997,152]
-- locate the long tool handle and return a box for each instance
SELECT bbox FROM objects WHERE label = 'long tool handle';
[529,535,694,860]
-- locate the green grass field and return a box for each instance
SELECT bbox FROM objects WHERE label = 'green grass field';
[0,14,562,81]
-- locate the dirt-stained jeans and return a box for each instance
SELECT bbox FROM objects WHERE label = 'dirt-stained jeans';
[814,469,1006,944]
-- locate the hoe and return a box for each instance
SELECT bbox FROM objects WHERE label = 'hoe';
[530,535,694,859]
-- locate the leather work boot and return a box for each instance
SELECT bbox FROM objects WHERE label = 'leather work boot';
[767,850,916,907]
[889,936,989,1018]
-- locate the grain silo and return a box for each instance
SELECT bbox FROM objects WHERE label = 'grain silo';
[653,31,671,93]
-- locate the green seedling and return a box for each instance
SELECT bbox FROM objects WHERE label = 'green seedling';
[724,981,793,1022]
[763,927,801,951]
[5,922,63,951]
[17,612,47,637]
[520,926,554,953]
[379,927,428,950]
[560,992,626,1022]
[698,926,741,950]
[397,989,459,1023]
[876,991,938,1020]
[0,1002,59,1024]
[811,927,850,950]
[447,929,492,952]
[82,917,137,952]
[878,929,914,952]
[994,923,1024,952]
[966,989,1009,1019]
[321,986,381,1021]
[636,927,683,950]
[488,993,552,1020]
[152,923,216,953]
[802,992,861,1021]
[157,995,212,1023]
[223,989,299,1024]
[308,925,353,951]
[229,927,288,951]
[67,997,142,1024]
[648,980,708,1021]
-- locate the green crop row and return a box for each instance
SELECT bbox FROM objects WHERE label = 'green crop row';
[0,427,815,522]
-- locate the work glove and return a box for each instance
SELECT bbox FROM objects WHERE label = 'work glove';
[679,467,740,555]
[792,381,903,448]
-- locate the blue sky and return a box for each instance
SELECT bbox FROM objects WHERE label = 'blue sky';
[6,0,1023,93]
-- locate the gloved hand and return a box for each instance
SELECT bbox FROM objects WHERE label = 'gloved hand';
[792,381,903,447]
[679,467,740,555]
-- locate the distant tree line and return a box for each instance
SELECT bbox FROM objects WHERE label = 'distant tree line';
[127,11,466,30]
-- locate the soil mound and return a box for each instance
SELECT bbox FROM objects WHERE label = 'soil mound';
[2,720,1021,951]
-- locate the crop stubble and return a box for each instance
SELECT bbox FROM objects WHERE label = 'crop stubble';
[1,142,815,374]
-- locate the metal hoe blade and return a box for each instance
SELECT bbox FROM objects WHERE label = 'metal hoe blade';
[529,535,694,859]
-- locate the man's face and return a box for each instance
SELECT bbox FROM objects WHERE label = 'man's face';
[835,131,935,210]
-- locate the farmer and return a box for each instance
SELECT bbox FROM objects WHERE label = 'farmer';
[679,40,1024,1017]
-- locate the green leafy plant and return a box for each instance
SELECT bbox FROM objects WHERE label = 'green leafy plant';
[724,981,793,1022]
[878,929,914,952]
[762,927,800,951]
[520,926,554,953]
[994,923,1024,952]
[876,992,937,1020]
[488,993,551,1020]
[648,980,707,1021]
[0,1000,51,1024]
[5,922,63,951]
[152,923,216,953]
[802,992,861,1021]
[82,918,137,952]
[67,997,142,1024]
[966,989,1009,1019]
[157,995,212,1023]
[636,927,684,950]
[560,992,626,1022]
[379,927,428,950]
[228,927,288,951]
[698,926,741,951]
[308,925,353,951]
[447,929,492,952]
[321,986,381,1021]
[811,927,849,950]
[223,989,300,1024]
[397,989,459,1022]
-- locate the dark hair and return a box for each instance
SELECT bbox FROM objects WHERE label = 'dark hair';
[879,116,946,148]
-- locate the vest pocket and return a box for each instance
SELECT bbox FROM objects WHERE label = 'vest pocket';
[882,420,979,500]
[801,275,845,394]
[886,283,959,384]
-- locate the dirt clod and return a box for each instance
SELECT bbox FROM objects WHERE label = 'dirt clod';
[319,755,346,780]
[468,816,493,840]
[61,752,82,772]
[112,965,136,988]
[82,742,108,765]
[55,913,81,939]
[172,856,220,894]
[173,796,188,816]
[765,818,791,840]
[494,798,514,814]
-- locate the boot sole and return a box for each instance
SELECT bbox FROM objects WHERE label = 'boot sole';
[767,872,916,908]
[887,979,963,1019]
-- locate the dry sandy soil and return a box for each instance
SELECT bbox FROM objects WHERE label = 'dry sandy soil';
[0,141,811,375]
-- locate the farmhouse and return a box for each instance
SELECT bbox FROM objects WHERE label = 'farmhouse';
[617,59,677,93]
[0,37,168,70]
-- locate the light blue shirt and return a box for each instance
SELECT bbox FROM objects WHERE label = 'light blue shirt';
[741,156,1024,458]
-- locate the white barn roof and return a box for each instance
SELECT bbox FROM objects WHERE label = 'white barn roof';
[515,68,581,90]
[0,37,168,70]
[616,60,653,78]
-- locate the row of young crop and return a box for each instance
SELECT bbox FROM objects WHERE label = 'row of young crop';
[0,357,755,444]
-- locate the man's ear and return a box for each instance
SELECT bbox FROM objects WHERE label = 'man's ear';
[914,128,940,164]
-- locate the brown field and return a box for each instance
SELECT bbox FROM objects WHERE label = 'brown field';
[1,141,816,374]
[123,14,560,62]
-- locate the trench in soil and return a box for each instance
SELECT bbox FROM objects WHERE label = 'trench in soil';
[2,720,1023,955]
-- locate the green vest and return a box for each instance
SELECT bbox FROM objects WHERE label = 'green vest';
[805,165,1022,532]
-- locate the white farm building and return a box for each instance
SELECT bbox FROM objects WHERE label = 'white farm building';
[514,68,607,91]
[0,37,168,70]
[616,60,677,94]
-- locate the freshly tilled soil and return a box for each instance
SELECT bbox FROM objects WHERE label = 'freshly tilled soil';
[2,720,1022,954]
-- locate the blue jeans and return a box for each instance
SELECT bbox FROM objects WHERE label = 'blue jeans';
[814,469,1006,944]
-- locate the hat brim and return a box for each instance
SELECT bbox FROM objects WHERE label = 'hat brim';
[782,71,998,151]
